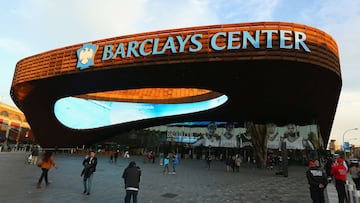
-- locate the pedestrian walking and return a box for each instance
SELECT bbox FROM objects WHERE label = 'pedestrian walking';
[231,155,236,172]
[172,153,179,174]
[82,151,98,195]
[306,160,328,203]
[163,155,170,174]
[26,153,32,164]
[124,150,130,158]
[331,157,348,203]
[206,154,212,169]
[109,151,114,163]
[122,161,141,203]
[147,151,153,163]
[235,154,241,172]
[159,152,164,166]
[349,162,360,190]
[31,146,40,165]
[36,151,58,188]
[151,151,156,164]
[324,156,333,182]
[225,156,232,172]
[114,150,119,164]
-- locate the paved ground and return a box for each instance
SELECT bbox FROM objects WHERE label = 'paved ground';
[0,151,336,203]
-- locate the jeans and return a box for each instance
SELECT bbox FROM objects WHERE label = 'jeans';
[163,164,169,174]
[83,173,94,193]
[335,180,347,203]
[125,190,138,203]
[38,168,49,183]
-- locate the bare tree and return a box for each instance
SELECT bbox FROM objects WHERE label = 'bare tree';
[248,122,269,168]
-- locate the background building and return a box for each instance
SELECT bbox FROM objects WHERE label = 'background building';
[0,102,32,151]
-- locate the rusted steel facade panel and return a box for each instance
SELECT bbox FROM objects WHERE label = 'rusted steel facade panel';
[12,22,340,86]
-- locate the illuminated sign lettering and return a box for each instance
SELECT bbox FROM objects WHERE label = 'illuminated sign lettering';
[102,33,203,60]
[76,29,310,69]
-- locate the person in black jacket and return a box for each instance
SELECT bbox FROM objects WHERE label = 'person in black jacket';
[122,161,141,203]
[81,151,97,195]
[324,157,333,182]
[306,160,328,203]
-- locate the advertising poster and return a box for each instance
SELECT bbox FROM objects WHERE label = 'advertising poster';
[150,122,320,150]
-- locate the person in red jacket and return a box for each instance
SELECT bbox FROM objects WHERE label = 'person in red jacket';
[331,157,348,203]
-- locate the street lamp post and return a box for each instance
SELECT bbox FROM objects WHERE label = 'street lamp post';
[343,128,358,160]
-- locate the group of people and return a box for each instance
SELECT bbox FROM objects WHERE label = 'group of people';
[34,150,141,203]
[224,154,241,172]
[306,156,359,203]
[109,150,119,164]
[34,147,359,203]
[81,151,141,202]
[163,153,179,174]
[145,151,155,164]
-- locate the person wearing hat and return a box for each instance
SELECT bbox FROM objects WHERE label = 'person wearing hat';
[306,160,328,203]
[331,157,348,203]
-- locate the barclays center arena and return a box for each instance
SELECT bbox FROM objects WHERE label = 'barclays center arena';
[10,22,341,166]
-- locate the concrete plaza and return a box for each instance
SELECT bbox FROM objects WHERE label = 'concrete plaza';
[0,151,336,203]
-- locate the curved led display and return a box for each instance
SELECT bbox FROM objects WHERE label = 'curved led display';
[54,95,228,129]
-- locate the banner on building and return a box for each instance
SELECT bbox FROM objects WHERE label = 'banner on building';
[148,122,320,150]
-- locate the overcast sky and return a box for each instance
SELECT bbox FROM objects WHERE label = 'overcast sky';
[1,0,359,147]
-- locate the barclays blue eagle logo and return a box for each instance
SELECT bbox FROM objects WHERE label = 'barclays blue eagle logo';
[76,43,98,70]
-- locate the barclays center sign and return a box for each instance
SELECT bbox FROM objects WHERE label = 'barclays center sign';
[76,29,311,70]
